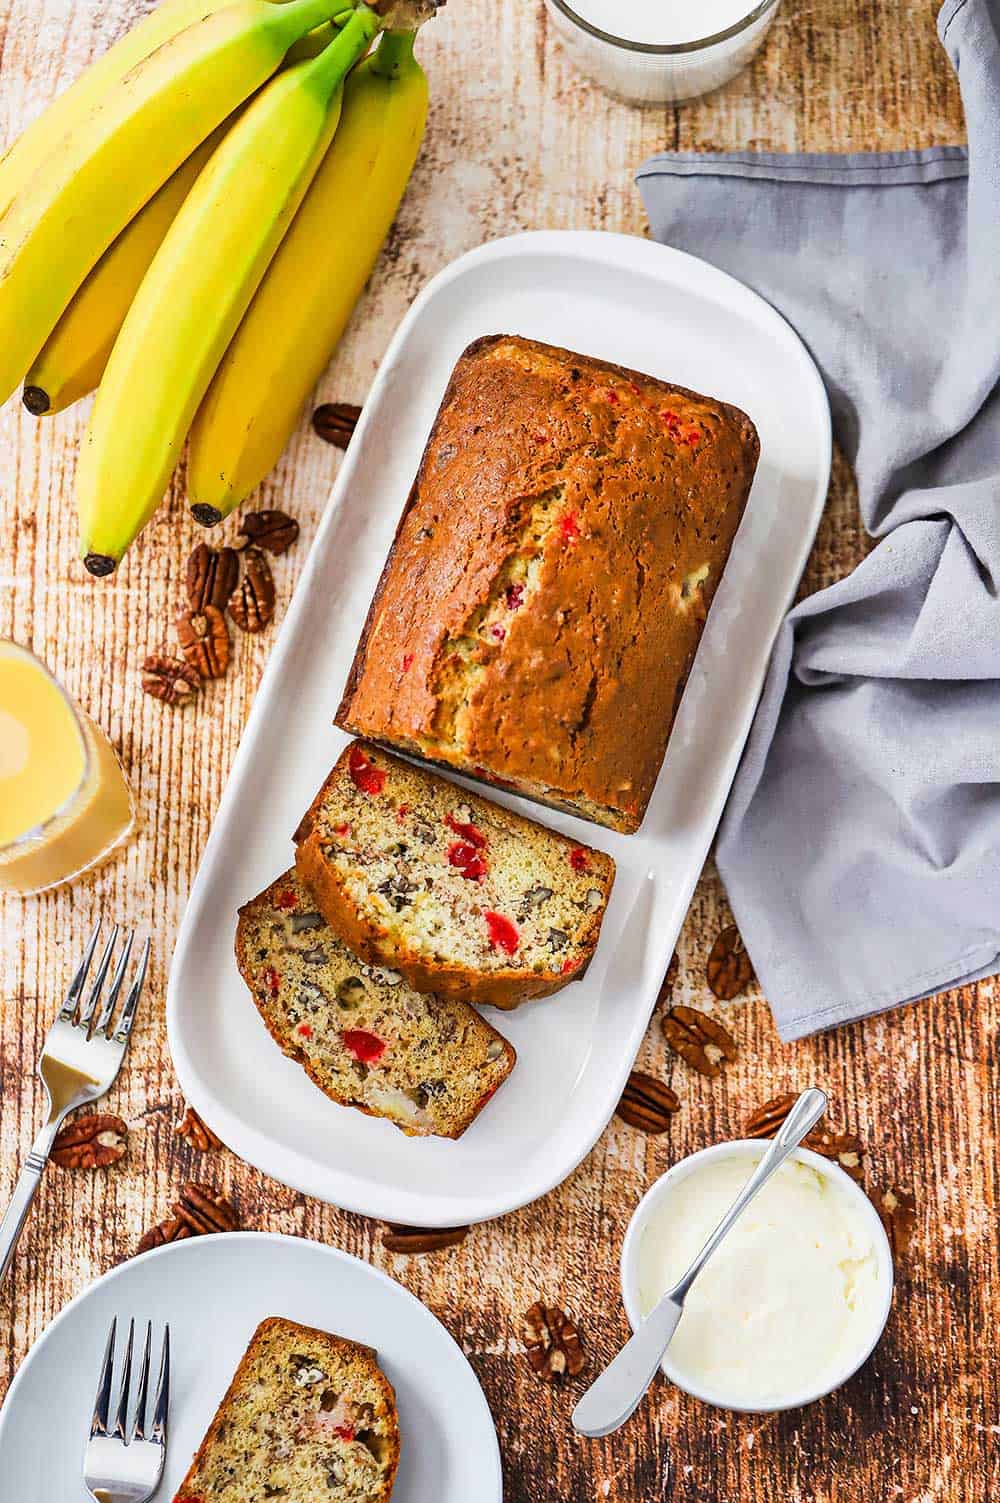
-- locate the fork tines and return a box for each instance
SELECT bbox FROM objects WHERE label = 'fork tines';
[59,923,150,1041]
[92,1317,170,1446]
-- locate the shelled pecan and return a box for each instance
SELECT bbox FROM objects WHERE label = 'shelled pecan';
[656,950,680,1008]
[522,1302,585,1382]
[662,1004,738,1077]
[141,653,200,706]
[706,924,755,1000]
[176,605,229,679]
[174,1105,223,1153]
[382,1223,469,1254]
[744,1094,865,1181]
[186,542,239,612]
[173,1181,240,1235]
[312,401,361,449]
[137,1217,193,1255]
[238,509,299,555]
[136,1181,240,1256]
[229,547,275,633]
[873,1185,917,1261]
[615,1071,680,1133]
[51,1113,128,1169]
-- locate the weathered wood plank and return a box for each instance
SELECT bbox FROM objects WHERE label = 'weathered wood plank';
[1,3,991,1502]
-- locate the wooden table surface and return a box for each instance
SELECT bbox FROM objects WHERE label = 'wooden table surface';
[2,2,993,1499]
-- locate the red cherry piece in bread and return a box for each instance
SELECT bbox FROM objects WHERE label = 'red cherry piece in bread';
[335,1425,355,1442]
[334,822,350,837]
[275,888,298,909]
[505,583,525,610]
[559,511,580,545]
[297,1023,312,1039]
[342,1029,386,1064]
[448,841,488,881]
[445,812,487,849]
[348,745,386,795]
[401,652,414,672]
[569,847,589,873]
[485,912,519,955]
[263,966,280,996]
[561,958,579,974]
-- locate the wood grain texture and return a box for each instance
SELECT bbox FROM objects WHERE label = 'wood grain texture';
[1,2,992,1501]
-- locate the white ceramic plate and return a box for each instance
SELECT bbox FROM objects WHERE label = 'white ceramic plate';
[167,231,831,1227]
[0,1233,502,1500]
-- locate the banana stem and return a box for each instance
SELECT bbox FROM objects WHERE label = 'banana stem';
[302,2,382,95]
[370,27,416,78]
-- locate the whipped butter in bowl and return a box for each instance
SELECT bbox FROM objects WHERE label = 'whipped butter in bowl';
[621,1142,893,1412]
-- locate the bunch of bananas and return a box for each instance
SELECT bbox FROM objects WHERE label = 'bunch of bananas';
[0,0,436,574]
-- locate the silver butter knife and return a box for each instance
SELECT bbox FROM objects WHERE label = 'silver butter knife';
[572,1086,828,1437]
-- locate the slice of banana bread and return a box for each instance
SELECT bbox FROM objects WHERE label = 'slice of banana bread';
[236,869,514,1138]
[171,1316,399,1503]
[293,741,615,1009]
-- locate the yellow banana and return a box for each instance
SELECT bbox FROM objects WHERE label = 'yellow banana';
[22,126,230,416]
[188,27,428,522]
[0,0,243,220]
[76,4,383,576]
[0,0,348,406]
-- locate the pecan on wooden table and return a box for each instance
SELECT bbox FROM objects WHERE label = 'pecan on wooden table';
[176,605,230,679]
[616,1071,680,1133]
[521,1301,586,1382]
[238,509,300,555]
[51,1113,128,1169]
[706,924,755,1000]
[662,1005,738,1077]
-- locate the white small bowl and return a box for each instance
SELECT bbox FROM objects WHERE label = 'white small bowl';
[620,1140,894,1413]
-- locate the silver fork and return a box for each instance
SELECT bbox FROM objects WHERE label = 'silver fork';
[0,922,150,1291]
[85,1317,170,1503]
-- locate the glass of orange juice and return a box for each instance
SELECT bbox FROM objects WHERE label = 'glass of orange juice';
[0,641,135,895]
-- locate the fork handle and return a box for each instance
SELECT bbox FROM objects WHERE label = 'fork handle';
[0,1118,62,1291]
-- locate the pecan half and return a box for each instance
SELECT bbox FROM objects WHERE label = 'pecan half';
[656,950,680,1008]
[873,1185,917,1261]
[744,1094,865,1182]
[229,547,275,633]
[706,924,755,1000]
[174,1105,223,1153]
[522,1302,585,1382]
[173,1181,240,1235]
[615,1071,680,1133]
[186,541,239,612]
[382,1223,469,1254]
[662,1004,738,1077]
[141,653,200,706]
[312,401,361,449]
[238,509,299,556]
[51,1112,128,1169]
[137,1216,193,1256]
[176,605,229,679]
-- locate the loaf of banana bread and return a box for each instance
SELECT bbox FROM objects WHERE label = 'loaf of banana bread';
[171,1317,399,1503]
[294,740,615,1008]
[236,869,515,1138]
[336,334,759,833]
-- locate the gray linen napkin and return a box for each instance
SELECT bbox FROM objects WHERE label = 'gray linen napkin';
[637,0,1000,1040]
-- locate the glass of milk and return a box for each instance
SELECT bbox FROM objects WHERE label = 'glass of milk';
[544,0,783,104]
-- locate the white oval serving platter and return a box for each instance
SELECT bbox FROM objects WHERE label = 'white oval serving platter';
[0,1232,502,1501]
[167,230,831,1227]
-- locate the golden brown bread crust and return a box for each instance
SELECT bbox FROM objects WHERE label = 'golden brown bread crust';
[336,334,760,833]
[293,742,615,1009]
[171,1316,400,1502]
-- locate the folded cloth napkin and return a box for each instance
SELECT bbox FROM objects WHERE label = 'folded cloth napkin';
[637,0,1000,1041]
